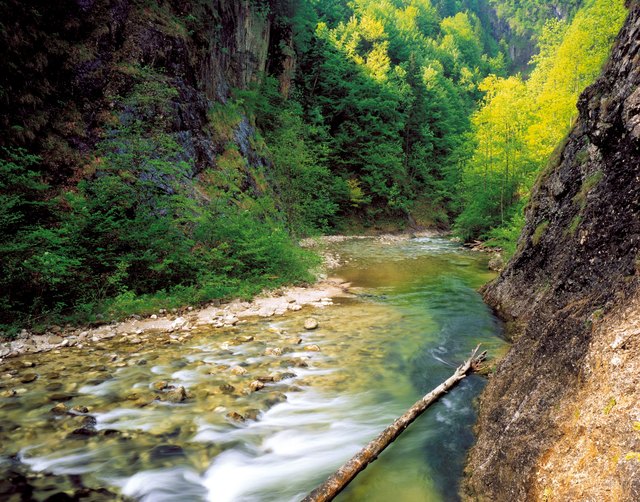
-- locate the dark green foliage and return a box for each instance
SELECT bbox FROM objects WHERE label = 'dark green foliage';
[0,72,317,332]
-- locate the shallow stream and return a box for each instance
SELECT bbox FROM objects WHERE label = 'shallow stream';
[0,236,507,501]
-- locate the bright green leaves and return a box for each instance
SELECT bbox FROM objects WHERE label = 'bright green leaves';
[455,0,627,250]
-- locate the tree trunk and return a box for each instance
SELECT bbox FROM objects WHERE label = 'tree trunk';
[302,346,487,502]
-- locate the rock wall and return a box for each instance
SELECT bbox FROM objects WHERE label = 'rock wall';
[464,1,640,500]
[0,0,289,182]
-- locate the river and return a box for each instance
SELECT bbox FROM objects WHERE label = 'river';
[0,235,507,501]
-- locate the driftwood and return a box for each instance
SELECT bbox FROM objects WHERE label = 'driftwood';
[302,345,487,502]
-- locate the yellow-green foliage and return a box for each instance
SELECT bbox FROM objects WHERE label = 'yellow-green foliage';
[573,170,604,208]
[625,452,640,461]
[633,421,640,432]
[532,220,549,245]
[456,0,626,242]
[603,396,617,415]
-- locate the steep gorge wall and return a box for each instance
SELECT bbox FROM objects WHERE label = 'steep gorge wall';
[0,0,285,183]
[465,1,640,499]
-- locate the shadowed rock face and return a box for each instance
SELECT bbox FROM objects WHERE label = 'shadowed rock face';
[0,0,287,183]
[465,2,640,500]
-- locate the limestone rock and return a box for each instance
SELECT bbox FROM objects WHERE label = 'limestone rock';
[304,318,319,330]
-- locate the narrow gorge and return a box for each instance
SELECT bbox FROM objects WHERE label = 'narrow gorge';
[1,0,639,500]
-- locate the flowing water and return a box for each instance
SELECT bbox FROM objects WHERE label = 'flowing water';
[0,236,507,501]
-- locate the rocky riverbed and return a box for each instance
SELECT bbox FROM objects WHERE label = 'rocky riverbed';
[0,233,506,501]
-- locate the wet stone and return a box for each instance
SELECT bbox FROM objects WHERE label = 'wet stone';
[164,386,188,403]
[249,380,265,392]
[226,411,245,422]
[50,403,68,415]
[272,372,296,382]
[67,427,98,439]
[219,384,235,395]
[149,444,185,461]
[264,393,287,407]
[49,393,76,402]
[45,382,64,392]
[82,416,97,428]
[152,381,169,391]
[20,373,38,383]
[304,318,319,330]
[245,409,261,421]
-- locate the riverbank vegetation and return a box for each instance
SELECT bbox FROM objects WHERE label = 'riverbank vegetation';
[0,0,627,334]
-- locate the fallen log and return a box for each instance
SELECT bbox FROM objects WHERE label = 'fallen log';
[302,345,487,502]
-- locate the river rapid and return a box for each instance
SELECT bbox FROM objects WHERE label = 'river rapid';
[0,236,507,501]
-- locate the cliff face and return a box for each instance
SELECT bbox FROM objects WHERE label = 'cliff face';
[0,0,286,183]
[465,2,640,500]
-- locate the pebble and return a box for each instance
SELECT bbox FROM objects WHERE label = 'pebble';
[152,381,169,391]
[264,347,282,356]
[272,372,296,382]
[305,344,321,352]
[20,372,38,383]
[226,411,245,422]
[304,318,319,330]
[51,403,68,414]
[165,386,188,403]
[249,380,265,392]
[231,366,248,376]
